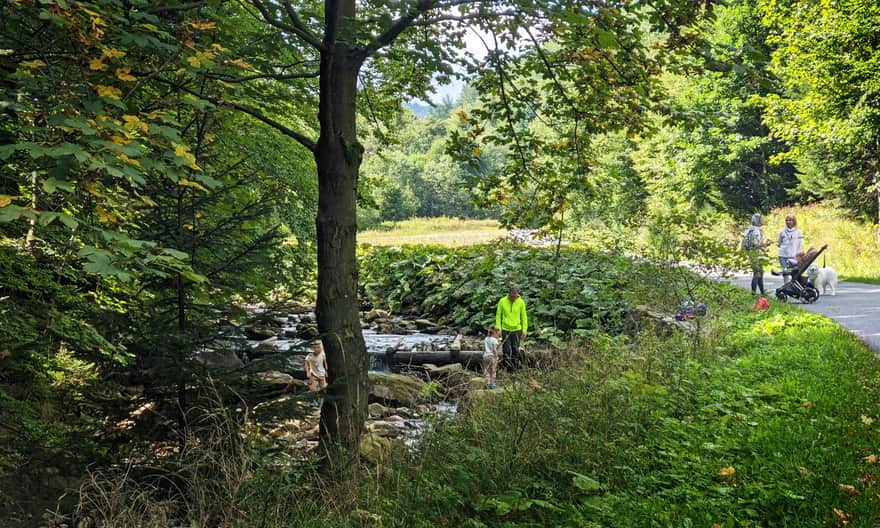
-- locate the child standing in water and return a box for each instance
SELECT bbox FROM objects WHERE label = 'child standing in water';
[483,325,501,389]
[304,340,328,407]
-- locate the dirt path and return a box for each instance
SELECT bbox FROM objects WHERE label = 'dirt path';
[729,274,880,353]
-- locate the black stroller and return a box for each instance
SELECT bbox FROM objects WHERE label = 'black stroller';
[771,244,827,304]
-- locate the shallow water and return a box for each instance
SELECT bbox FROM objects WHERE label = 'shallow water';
[254,317,456,372]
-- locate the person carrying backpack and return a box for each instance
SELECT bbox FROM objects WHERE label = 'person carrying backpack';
[742,213,772,295]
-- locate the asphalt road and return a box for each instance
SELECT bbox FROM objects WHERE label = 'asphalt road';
[729,274,880,353]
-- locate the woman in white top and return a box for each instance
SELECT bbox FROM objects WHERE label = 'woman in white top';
[777,215,803,282]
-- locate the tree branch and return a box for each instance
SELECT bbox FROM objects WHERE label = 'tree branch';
[145,2,206,14]
[156,77,317,152]
[409,11,518,26]
[358,0,441,59]
[206,70,319,83]
[249,0,326,52]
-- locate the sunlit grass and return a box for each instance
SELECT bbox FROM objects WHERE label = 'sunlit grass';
[358,217,507,247]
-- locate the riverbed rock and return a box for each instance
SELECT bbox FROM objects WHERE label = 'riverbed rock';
[467,377,488,392]
[414,318,440,330]
[281,355,307,379]
[359,431,392,463]
[254,371,295,390]
[367,419,405,438]
[368,402,396,419]
[197,350,243,369]
[244,325,278,340]
[428,363,472,392]
[427,363,463,377]
[377,321,409,335]
[296,323,319,339]
[459,385,505,411]
[364,309,390,323]
[252,338,280,357]
[368,372,429,407]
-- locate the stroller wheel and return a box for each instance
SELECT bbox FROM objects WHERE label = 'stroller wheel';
[775,291,788,303]
[802,287,819,304]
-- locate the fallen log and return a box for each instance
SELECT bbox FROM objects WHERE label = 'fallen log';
[372,350,484,367]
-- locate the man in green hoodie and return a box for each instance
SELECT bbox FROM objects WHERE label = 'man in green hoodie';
[496,286,528,369]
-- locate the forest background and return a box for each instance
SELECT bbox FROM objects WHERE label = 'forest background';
[2,0,880,525]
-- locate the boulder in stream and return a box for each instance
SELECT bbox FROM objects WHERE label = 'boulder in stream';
[414,319,440,332]
[196,350,243,369]
[367,419,405,438]
[254,371,296,390]
[377,321,410,335]
[427,363,463,377]
[368,372,431,407]
[364,309,390,323]
[252,338,280,357]
[368,402,396,419]
[296,323,319,339]
[359,431,392,463]
[244,325,278,340]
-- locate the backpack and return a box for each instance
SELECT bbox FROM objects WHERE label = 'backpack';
[741,228,756,251]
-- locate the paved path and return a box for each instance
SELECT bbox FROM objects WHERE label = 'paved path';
[729,274,880,353]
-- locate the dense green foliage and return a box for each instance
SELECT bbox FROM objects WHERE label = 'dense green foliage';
[760,0,880,224]
[2,0,880,524]
[203,253,880,528]
[0,1,317,518]
[359,244,633,342]
[359,101,500,226]
[354,296,880,527]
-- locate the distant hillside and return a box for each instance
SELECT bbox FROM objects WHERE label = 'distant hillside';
[404,101,432,118]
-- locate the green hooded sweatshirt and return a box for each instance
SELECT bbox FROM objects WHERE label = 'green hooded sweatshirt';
[496,296,528,333]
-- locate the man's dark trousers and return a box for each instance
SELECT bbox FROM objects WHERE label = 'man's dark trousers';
[501,330,523,370]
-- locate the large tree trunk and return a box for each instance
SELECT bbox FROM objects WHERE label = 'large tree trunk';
[314,12,368,470]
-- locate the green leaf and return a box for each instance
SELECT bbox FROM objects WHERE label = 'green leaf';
[0,205,35,223]
[569,471,602,492]
[181,269,208,283]
[162,248,190,260]
[0,143,36,160]
[43,177,75,194]
[58,213,79,229]
[595,29,616,49]
[48,143,86,157]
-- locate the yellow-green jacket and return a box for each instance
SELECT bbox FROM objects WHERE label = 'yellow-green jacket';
[496,296,528,333]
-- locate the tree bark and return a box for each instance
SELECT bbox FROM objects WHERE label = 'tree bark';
[314,1,368,471]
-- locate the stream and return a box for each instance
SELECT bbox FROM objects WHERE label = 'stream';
[232,308,472,452]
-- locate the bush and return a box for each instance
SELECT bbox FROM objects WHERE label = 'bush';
[358,243,636,342]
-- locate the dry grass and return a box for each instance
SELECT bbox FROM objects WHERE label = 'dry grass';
[358,217,507,247]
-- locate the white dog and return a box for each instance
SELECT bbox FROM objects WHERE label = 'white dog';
[806,264,838,296]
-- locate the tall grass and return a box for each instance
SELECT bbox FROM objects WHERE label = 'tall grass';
[764,205,880,283]
[358,217,506,247]
[346,283,880,527]
[64,241,880,527]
